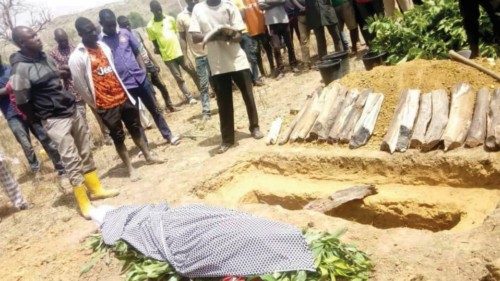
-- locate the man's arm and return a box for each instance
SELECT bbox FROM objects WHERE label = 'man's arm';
[191,32,204,44]
[291,0,305,11]
[129,31,146,70]
[10,70,35,123]
[179,31,188,56]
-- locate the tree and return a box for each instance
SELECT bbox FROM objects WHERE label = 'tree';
[128,12,145,29]
[0,0,52,43]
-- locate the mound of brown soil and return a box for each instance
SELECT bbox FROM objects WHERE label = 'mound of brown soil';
[340,58,500,144]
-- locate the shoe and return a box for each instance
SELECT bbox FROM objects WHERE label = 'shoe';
[291,66,300,73]
[253,78,265,87]
[217,143,233,154]
[167,105,178,112]
[74,184,93,219]
[83,171,120,200]
[169,135,181,146]
[58,174,71,194]
[251,128,264,139]
[189,98,198,105]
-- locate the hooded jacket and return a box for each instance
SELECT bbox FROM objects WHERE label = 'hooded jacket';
[10,51,75,121]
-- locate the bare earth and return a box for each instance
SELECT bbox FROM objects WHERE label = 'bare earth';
[0,57,499,281]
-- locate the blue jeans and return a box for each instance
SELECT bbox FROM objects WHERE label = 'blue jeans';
[195,56,211,116]
[240,33,261,82]
[128,79,173,141]
[7,116,65,174]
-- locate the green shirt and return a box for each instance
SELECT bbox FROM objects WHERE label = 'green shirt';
[330,0,347,7]
[146,16,183,62]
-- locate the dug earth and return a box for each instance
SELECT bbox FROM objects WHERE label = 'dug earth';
[0,58,499,281]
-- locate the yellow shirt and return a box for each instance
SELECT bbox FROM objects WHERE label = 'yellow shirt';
[146,16,184,61]
[232,0,249,33]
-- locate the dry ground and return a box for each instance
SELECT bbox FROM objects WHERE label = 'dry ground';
[0,55,499,281]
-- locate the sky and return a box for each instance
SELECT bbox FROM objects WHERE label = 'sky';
[19,0,123,23]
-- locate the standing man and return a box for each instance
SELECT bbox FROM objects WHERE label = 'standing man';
[233,0,265,86]
[241,0,276,77]
[99,9,180,146]
[259,0,299,77]
[189,0,264,153]
[147,0,199,105]
[116,16,178,113]
[0,153,29,211]
[10,26,118,219]
[49,28,112,145]
[291,0,312,69]
[305,0,344,59]
[458,0,500,59]
[331,0,360,53]
[70,17,165,182]
[1,55,66,186]
[177,0,212,120]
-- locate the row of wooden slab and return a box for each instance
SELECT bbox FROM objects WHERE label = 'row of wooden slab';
[381,83,500,153]
[276,82,384,148]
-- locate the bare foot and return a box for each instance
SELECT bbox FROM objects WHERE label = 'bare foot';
[128,168,141,182]
[146,156,165,165]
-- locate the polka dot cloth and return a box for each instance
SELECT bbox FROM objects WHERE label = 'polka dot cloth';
[100,204,315,278]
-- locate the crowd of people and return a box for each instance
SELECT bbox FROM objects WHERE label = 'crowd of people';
[1,0,492,219]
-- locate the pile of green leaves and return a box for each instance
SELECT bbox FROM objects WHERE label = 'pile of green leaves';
[366,0,499,64]
[84,229,372,281]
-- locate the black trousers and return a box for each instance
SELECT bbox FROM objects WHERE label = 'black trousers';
[352,0,384,45]
[97,100,144,146]
[149,68,173,107]
[253,33,275,75]
[314,24,344,59]
[269,23,298,70]
[458,0,500,46]
[211,69,259,144]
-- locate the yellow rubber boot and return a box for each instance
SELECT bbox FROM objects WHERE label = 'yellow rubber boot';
[84,171,120,200]
[74,184,92,219]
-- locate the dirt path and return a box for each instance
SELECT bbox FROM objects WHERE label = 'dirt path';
[0,57,499,281]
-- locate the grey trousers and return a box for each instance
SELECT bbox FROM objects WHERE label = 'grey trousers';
[43,110,96,187]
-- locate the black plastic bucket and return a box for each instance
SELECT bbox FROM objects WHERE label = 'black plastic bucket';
[362,51,388,71]
[317,59,342,85]
[322,50,350,76]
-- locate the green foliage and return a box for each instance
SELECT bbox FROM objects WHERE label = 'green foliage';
[84,229,372,281]
[367,0,499,64]
[128,12,147,29]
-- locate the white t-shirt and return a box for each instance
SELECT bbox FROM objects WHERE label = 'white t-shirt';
[189,0,250,75]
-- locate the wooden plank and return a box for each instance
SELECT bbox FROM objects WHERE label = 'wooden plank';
[338,90,371,144]
[278,94,313,145]
[319,85,348,141]
[289,87,322,143]
[309,82,344,141]
[442,83,476,151]
[350,93,385,149]
[465,88,490,148]
[395,89,421,152]
[266,117,283,145]
[422,89,449,151]
[381,89,410,153]
[328,89,360,142]
[410,92,432,149]
[300,88,327,141]
[304,185,377,213]
[486,88,500,151]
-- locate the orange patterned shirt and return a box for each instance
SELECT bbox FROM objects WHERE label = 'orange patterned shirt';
[87,47,127,109]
